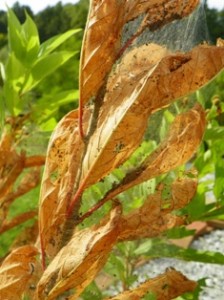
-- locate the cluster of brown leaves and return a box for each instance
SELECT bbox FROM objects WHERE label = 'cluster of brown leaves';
[0,117,45,237]
[1,0,224,299]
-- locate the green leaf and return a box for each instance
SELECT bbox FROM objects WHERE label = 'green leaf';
[8,9,40,67]
[105,252,126,281]
[81,281,103,300]
[135,238,224,265]
[166,227,195,239]
[204,127,224,140]
[22,51,77,92]
[36,89,79,110]
[3,81,20,114]
[40,117,57,131]
[0,62,5,81]
[181,279,206,300]
[7,9,24,59]
[5,53,26,89]
[39,29,81,56]
[21,12,40,65]
[31,90,79,126]
[142,292,157,300]
[185,192,207,221]
[200,205,224,221]
[0,91,5,130]
[3,53,27,114]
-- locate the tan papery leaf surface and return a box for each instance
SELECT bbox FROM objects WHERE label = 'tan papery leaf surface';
[141,104,205,179]
[118,177,197,241]
[80,44,169,188]
[80,0,199,105]
[171,176,198,208]
[102,104,205,202]
[36,205,121,300]
[125,0,199,24]
[38,110,85,259]
[76,44,224,197]
[104,268,197,300]
[0,245,38,300]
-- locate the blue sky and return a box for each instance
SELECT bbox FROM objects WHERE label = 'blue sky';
[0,0,223,13]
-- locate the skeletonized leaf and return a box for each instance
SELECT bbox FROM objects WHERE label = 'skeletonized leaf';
[104,268,197,300]
[0,245,38,300]
[39,110,85,259]
[118,177,197,242]
[36,205,121,300]
[102,104,205,202]
[80,0,199,105]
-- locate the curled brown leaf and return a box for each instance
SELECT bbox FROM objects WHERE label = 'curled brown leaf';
[118,177,197,241]
[36,205,121,300]
[38,110,86,260]
[104,268,197,300]
[0,245,38,300]
[80,44,169,189]
[94,104,205,207]
[74,44,224,219]
[80,0,200,106]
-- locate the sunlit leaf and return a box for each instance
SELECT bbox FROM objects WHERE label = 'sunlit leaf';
[104,268,196,300]
[39,29,81,56]
[38,110,85,259]
[135,238,224,265]
[101,104,205,202]
[80,0,199,105]
[22,12,40,65]
[0,245,38,300]
[22,51,77,93]
[7,9,24,60]
[32,89,79,126]
[36,206,121,300]
[118,177,197,241]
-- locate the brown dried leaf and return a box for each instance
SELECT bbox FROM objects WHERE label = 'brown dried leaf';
[103,104,205,202]
[10,221,39,250]
[0,132,13,170]
[77,43,224,196]
[142,104,205,179]
[80,44,169,188]
[36,205,121,300]
[104,268,197,300]
[38,110,85,259]
[171,176,198,209]
[0,168,40,227]
[1,167,40,209]
[125,0,199,24]
[0,210,37,234]
[24,155,46,167]
[0,245,38,300]
[0,151,25,199]
[80,0,199,105]
[80,1,123,104]
[217,38,224,47]
[118,177,197,241]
